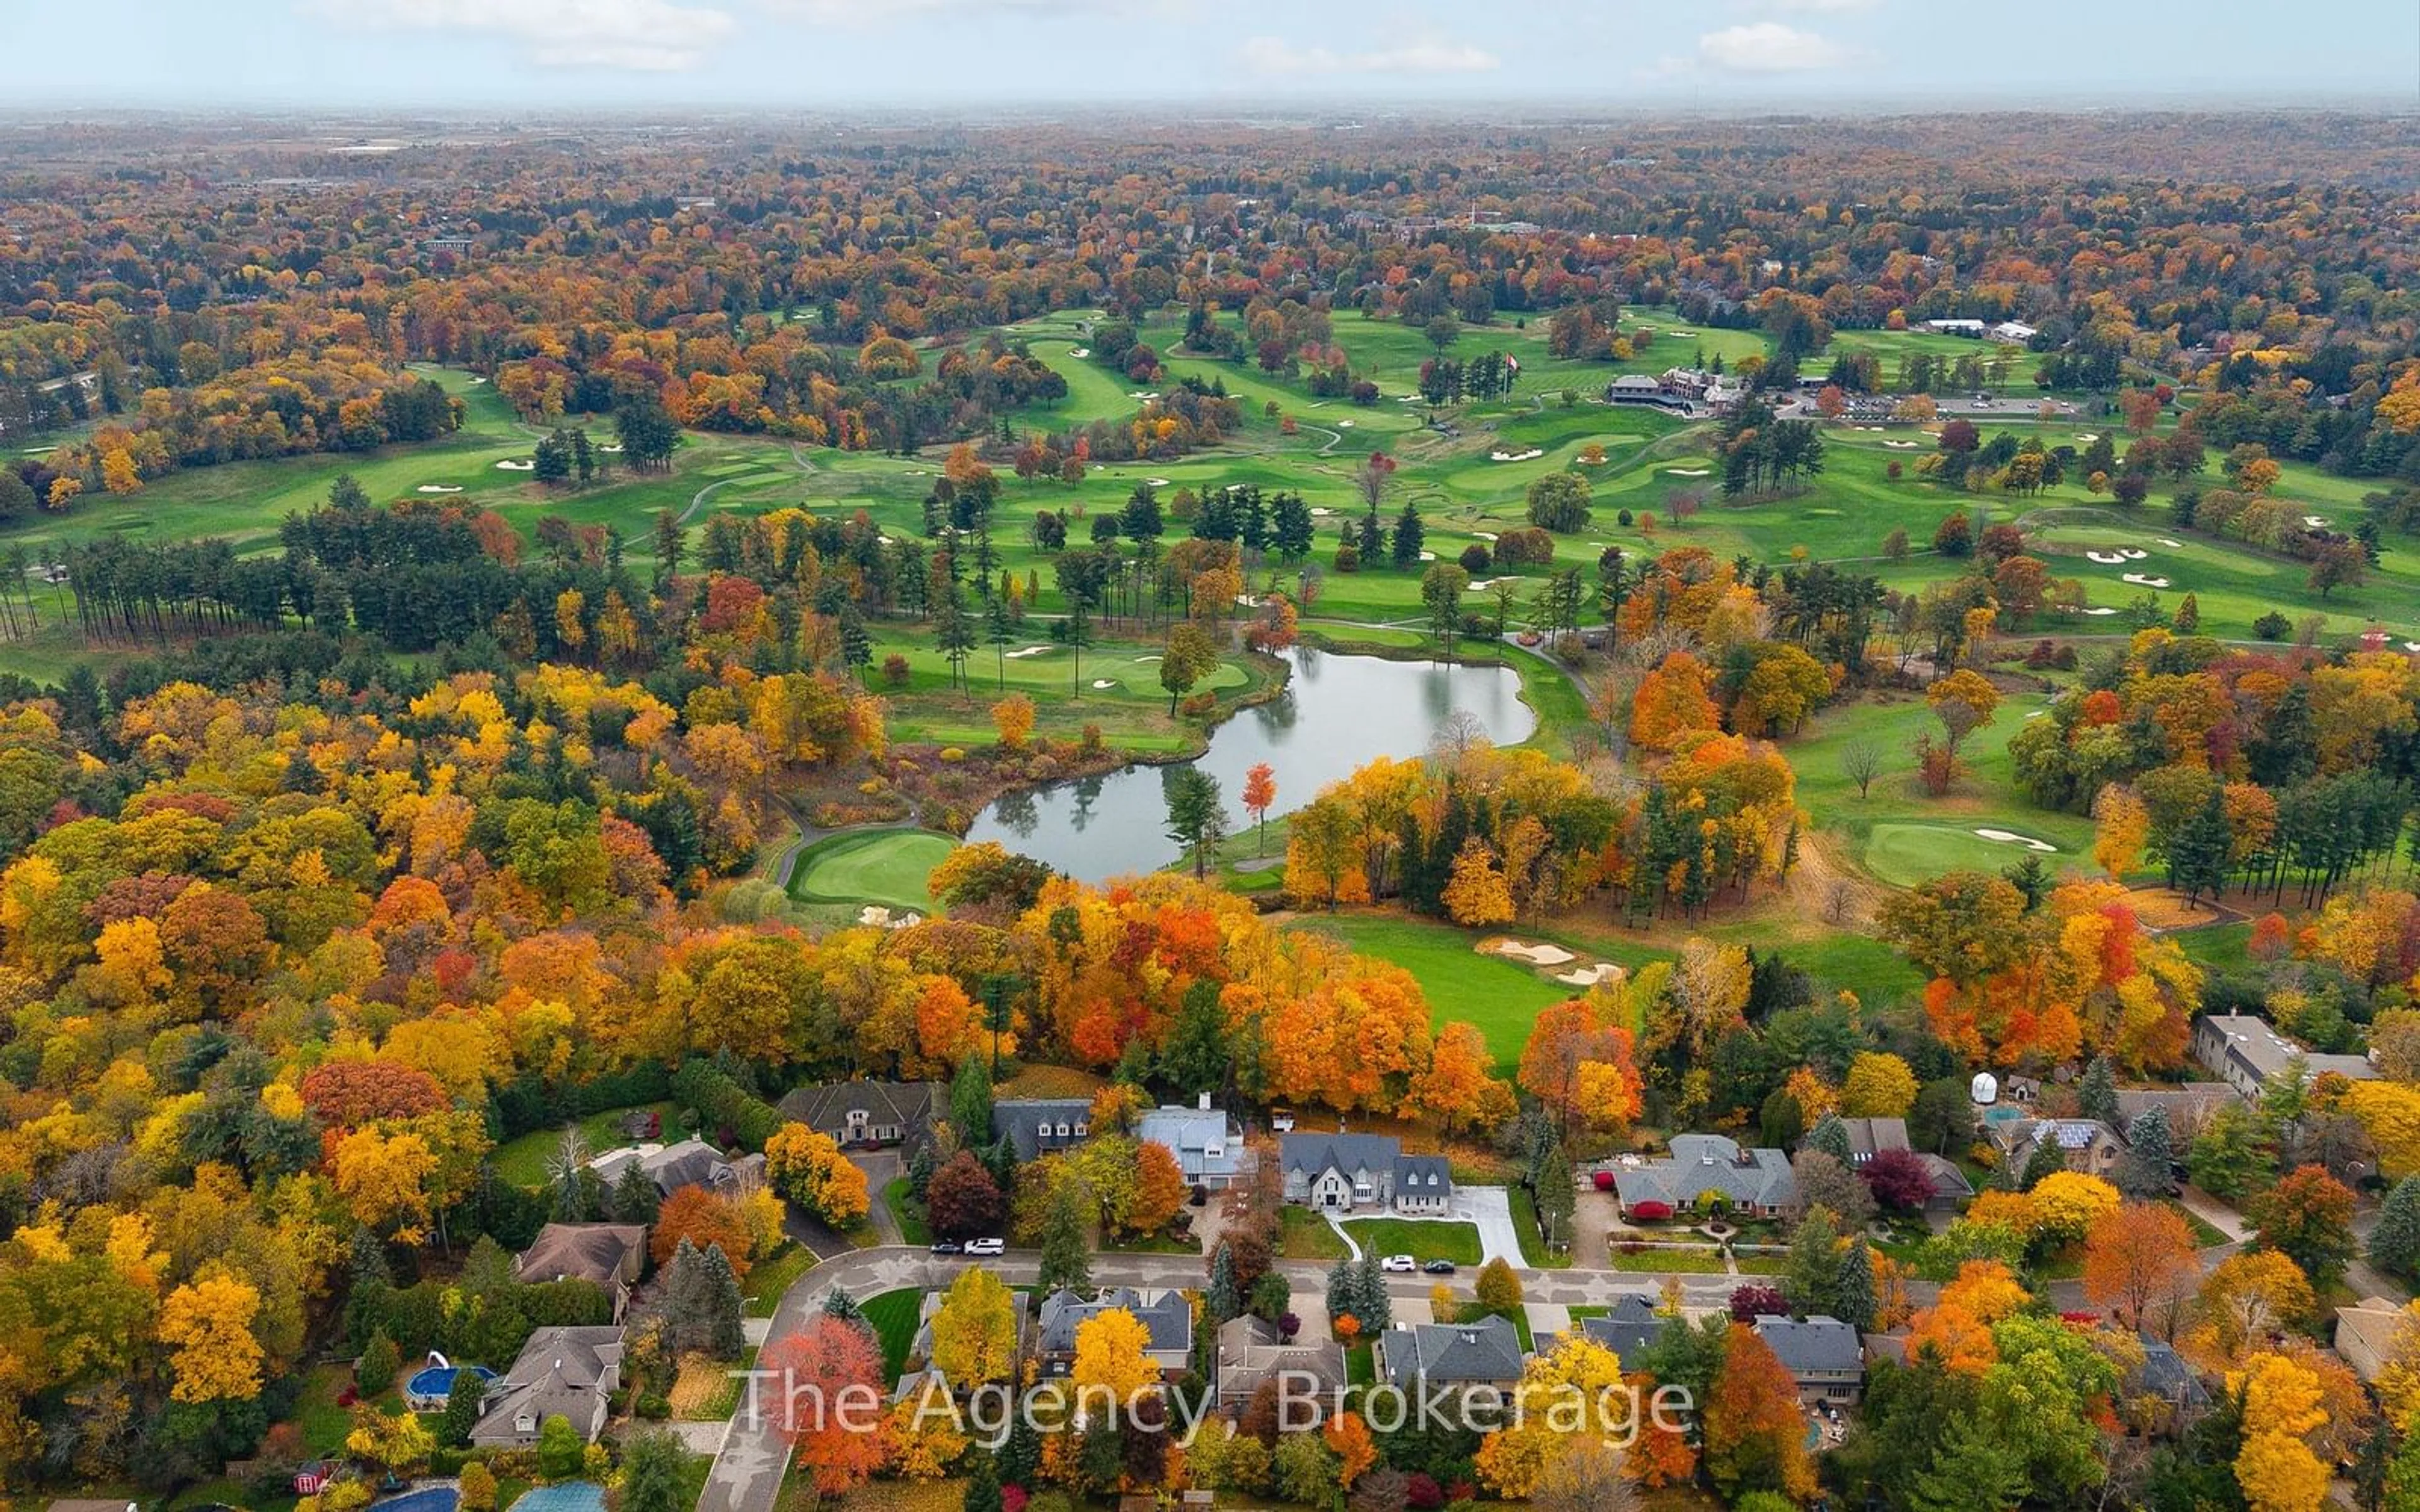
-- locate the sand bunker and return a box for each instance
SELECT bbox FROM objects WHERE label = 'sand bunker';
[2122,573,2172,588]
[1475,531,1499,541]
[2158,538,2184,548]
[858,905,922,928]
[1975,828,2058,853]
[1883,439,1920,449]
[2406,642,2420,653]
[1490,449,1546,462]
[2121,549,2149,561]
[1147,478,1170,487]
[1092,680,1117,689]
[1665,467,1711,477]
[1417,551,1436,562]
[495,459,535,472]
[2076,433,2099,442]
[1133,654,1161,663]
[1005,646,1054,659]
[597,444,624,453]
[2086,551,2127,564]
[466,377,486,386]
[416,484,464,494]
[1337,420,1355,428]
[1068,347,1091,358]
[2080,606,2121,616]
[1553,963,1623,988]
[1310,507,1336,517]
[2305,515,2331,529]
[1482,938,1577,968]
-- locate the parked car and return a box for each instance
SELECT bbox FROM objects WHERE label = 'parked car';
[964,1237,1006,1256]
[1422,1259,1457,1275]
[930,1239,964,1255]
[1381,1254,1416,1273]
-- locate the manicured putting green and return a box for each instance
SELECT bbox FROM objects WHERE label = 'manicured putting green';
[788,829,958,912]
[1863,823,2061,888]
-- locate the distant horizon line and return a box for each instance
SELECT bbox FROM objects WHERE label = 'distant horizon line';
[3,91,2416,122]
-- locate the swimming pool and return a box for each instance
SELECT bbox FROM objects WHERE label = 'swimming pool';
[401,1361,495,1411]
[371,1489,459,1512]
[512,1484,606,1512]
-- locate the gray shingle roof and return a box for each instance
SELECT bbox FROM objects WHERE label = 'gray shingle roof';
[1576,1293,1673,1366]
[1385,1314,1524,1387]
[471,1325,625,1444]
[1753,1315,1863,1377]
[1037,1288,1193,1358]
[995,1099,1094,1162]
[515,1223,646,1286]
[1615,1135,1795,1211]
[774,1080,940,1138]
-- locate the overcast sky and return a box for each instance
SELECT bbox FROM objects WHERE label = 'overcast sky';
[7,0,2416,110]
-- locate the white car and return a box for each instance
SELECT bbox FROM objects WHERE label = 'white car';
[1381,1254,1417,1273]
[963,1237,1006,1257]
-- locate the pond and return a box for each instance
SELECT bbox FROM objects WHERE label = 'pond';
[965,648,1537,882]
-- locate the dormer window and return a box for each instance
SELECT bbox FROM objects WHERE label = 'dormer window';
[1055,1122,1069,1137]
[1074,1122,1088,1137]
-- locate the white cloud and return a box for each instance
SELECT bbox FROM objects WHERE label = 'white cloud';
[1766,0,1879,12]
[762,0,1191,23]
[1695,21,1851,72]
[305,0,739,71]
[1240,35,1499,77]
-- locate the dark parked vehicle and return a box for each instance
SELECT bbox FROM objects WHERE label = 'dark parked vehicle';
[1422,1259,1457,1275]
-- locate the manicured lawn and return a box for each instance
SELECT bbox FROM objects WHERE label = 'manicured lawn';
[786,828,957,912]
[1509,1186,1572,1269]
[1863,822,2068,889]
[491,1102,674,1189]
[861,1287,926,1380]
[1282,912,1574,1068]
[1607,1246,1729,1274]
[2169,1202,2232,1250]
[885,1176,933,1247]
[2174,921,2254,975]
[1340,1219,1484,1266]
[1280,1206,1350,1261]
[743,1243,817,1318]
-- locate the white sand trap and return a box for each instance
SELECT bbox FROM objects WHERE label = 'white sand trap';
[2305,515,2331,529]
[1671,330,1697,337]
[1466,578,1502,592]
[2120,549,2149,561]
[495,459,535,471]
[1975,828,2057,853]
[1490,449,1546,462]
[598,444,623,453]
[2405,642,2420,653]
[1555,963,1622,988]
[1005,645,1054,659]
[415,484,464,494]
[1310,507,1336,517]
[1666,467,1711,477]
[1133,654,1162,663]
[2086,551,2127,564]
[858,905,893,927]
[2081,606,2121,616]
[1482,939,1577,968]
[1147,478,1170,487]
[1337,420,1355,428]
[1092,680,1117,689]
[466,377,487,386]
[2076,433,2098,442]
[2158,538,2184,548]
[1884,440,1920,449]
[1068,348,1091,358]
[2122,573,2172,588]
[1417,551,1436,562]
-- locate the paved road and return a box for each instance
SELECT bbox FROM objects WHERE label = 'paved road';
[695,1244,1939,1512]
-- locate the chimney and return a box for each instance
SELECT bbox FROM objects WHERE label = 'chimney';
[1198,1091,1212,1112]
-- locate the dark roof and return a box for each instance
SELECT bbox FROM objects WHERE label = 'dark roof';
[995,1099,1094,1162]
[515,1223,646,1286]
[1282,1133,1453,1198]
[1837,1118,1910,1162]
[775,1080,940,1135]
[1753,1315,1864,1377]
[2134,1334,2210,1407]
[1576,1293,1674,1365]
[1037,1288,1193,1358]
[1385,1314,1524,1387]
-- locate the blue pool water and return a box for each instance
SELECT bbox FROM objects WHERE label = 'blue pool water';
[405,1363,496,1400]
[372,1491,459,1512]
[512,1485,606,1512]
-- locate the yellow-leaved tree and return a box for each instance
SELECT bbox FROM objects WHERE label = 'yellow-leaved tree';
[928,1266,1018,1385]
[158,1269,265,1404]
[1068,1307,1158,1408]
[1473,1332,1630,1498]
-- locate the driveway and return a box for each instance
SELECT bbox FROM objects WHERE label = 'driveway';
[851,1150,905,1246]
[1455,1187,1523,1265]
